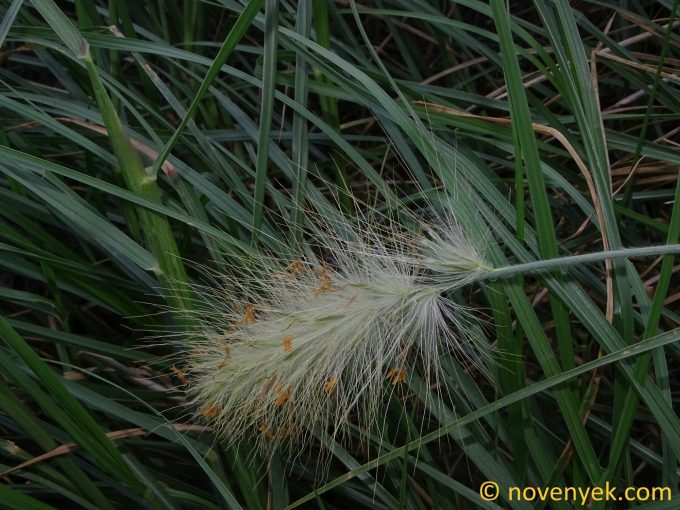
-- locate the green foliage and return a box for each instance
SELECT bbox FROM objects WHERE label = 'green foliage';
[0,0,678,508]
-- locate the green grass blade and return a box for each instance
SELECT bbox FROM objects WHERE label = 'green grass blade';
[251,0,278,244]
[149,0,265,177]
[0,0,24,49]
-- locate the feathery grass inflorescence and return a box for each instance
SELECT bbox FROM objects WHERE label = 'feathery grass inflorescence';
[182,204,491,454]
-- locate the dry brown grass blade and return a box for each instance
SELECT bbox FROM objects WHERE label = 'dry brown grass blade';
[588,48,616,323]
[0,44,36,65]
[7,118,178,177]
[0,424,209,479]
[594,51,680,83]
[614,11,680,49]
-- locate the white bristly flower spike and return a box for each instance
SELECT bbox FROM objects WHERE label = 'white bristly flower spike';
[182,207,492,454]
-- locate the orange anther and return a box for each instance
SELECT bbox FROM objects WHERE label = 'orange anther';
[259,374,277,398]
[243,305,256,324]
[286,258,304,277]
[201,403,220,418]
[274,381,291,405]
[313,262,332,296]
[386,367,407,385]
[170,364,188,385]
[217,345,232,369]
[283,335,293,353]
[324,376,338,394]
[259,421,273,438]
